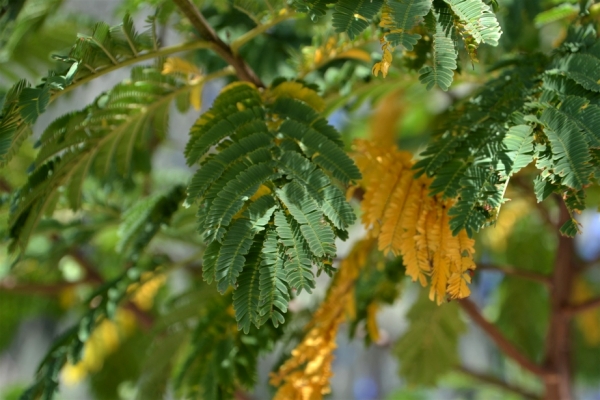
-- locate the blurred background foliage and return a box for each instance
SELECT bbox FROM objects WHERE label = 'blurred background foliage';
[0,0,600,399]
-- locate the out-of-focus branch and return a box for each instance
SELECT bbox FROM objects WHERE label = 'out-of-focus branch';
[562,297,600,317]
[458,298,549,377]
[173,0,264,87]
[477,263,552,288]
[456,366,541,400]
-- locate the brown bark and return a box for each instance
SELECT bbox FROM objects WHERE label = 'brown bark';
[542,200,576,400]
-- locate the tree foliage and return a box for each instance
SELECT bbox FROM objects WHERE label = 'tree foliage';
[1,1,600,400]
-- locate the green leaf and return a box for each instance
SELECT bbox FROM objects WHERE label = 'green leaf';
[203,162,280,243]
[502,124,534,176]
[560,217,581,237]
[444,0,502,46]
[540,106,593,190]
[276,182,336,258]
[384,0,433,50]
[332,0,385,39]
[394,289,465,385]
[279,119,361,184]
[419,8,458,91]
[233,240,263,333]
[258,230,289,327]
[274,210,315,294]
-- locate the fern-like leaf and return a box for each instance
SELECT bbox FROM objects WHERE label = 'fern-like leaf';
[332,0,385,39]
[540,107,593,190]
[419,8,458,91]
[258,230,289,327]
[444,0,502,46]
[274,210,315,293]
[384,0,433,50]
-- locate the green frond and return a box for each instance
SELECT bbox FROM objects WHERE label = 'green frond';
[278,119,361,184]
[277,182,336,258]
[271,97,345,147]
[233,240,264,333]
[540,106,593,190]
[203,162,280,243]
[556,53,600,93]
[419,7,458,91]
[502,124,534,176]
[443,0,502,47]
[554,96,600,149]
[117,185,186,258]
[8,67,199,251]
[384,0,433,50]
[293,0,335,20]
[187,132,273,203]
[202,241,222,285]
[332,0,385,39]
[215,196,278,293]
[274,210,316,294]
[533,4,578,28]
[185,107,266,166]
[413,131,463,177]
[258,230,289,327]
[278,150,355,229]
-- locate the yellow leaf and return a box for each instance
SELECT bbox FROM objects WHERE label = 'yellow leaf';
[366,302,380,342]
[162,57,201,76]
[336,48,372,63]
[190,84,203,111]
[266,81,325,112]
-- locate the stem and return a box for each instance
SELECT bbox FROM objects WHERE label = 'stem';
[458,298,549,377]
[456,366,541,400]
[59,40,213,97]
[562,297,600,316]
[230,11,296,54]
[542,199,576,400]
[173,0,264,87]
[477,263,553,288]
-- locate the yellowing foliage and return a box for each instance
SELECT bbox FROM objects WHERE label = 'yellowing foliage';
[264,81,325,112]
[270,239,375,400]
[352,140,476,304]
[162,57,204,110]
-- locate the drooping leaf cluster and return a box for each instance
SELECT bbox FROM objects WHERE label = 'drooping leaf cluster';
[412,17,600,237]
[185,80,360,333]
[6,61,220,253]
[294,0,502,89]
[0,13,163,167]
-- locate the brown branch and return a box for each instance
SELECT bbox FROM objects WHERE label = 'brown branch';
[456,366,541,400]
[477,263,552,288]
[562,297,600,317]
[173,0,264,87]
[458,298,549,377]
[542,198,576,400]
[0,176,12,193]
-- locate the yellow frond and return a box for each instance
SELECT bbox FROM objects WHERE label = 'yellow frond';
[162,57,202,76]
[266,81,325,112]
[271,240,375,400]
[369,90,404,148]
[352,139,478,304]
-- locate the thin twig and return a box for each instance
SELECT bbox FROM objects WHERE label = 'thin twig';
[458,298,549,377]
[477,263,552,288]
[456,366,541,400]
[173,0,264,87]
[562,297,600,317]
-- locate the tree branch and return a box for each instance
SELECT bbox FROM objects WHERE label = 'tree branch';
[456,366,541,400]
[477,263,552,288]
[458,298,549,377]
[173,0,264,87]
[562,297,600,317]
